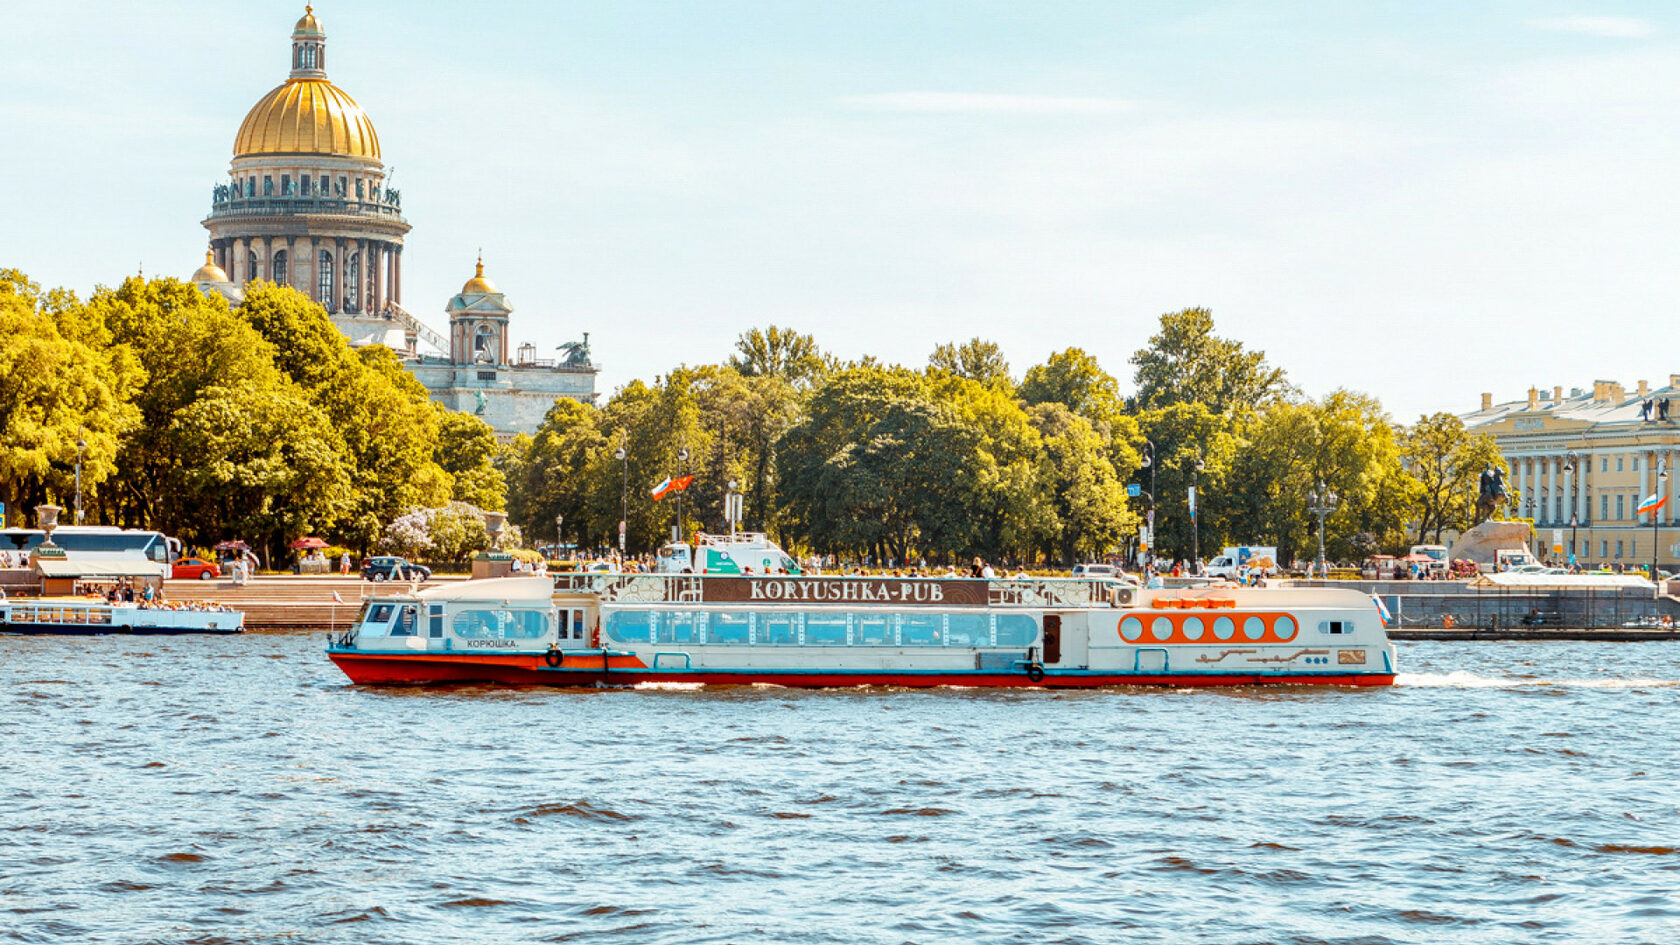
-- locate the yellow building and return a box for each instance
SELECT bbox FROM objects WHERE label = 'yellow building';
[1465,378,1680,569]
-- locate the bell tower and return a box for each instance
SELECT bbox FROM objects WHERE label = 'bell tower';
[445,254,513,366]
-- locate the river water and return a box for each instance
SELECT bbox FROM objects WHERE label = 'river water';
[2,635,1676,944]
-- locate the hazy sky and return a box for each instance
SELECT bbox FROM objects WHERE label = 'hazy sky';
[5,1,1678,421]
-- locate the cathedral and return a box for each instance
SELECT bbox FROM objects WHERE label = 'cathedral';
[191,6,597,437]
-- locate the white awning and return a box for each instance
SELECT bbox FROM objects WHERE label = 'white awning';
[1470,572,1654,590]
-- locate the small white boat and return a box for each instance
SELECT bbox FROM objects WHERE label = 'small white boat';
[0,598,245,635]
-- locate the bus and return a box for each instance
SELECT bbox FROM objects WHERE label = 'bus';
[0,527,182,578]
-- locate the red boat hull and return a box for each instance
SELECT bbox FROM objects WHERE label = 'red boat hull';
[327,650,1394,688]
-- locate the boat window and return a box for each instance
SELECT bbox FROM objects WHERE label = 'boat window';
[855,613,893,645]
[1242,616,1265,641]
[1151,617,1173,642]
[996,614,1037,646]
[1319,620,1348,635]
[761,612,800,645]
[428,605,444,638]
[365,603,394,626]
[572,609,586,640]
[1212,616,1236,641]
[710,612,750,644]
[1182,616,1205,641]
[805,612,848,645]
[945,613,989,646]
[394,606,419,637]
[1119,616,1144,642]
[658,612,702,644]
[1274,616,1296,641]
[605,610,655,643]
[901,613,942,646]
[507,611,547,638]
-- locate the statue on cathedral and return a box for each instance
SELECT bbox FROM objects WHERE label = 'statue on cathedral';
[558,337,592,366]
[474,389,487,416]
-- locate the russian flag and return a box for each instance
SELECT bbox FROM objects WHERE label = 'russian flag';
[651,477,673,499]
[651,476,694,500]
[1637,493,1667,515]
[1371,594,1392,627]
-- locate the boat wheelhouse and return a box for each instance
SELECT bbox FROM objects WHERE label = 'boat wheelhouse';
[327,573,1397,688]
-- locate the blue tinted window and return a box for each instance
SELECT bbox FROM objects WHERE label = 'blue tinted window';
[658,612,701,643]
[996,614,1037,646]
[761,613,799,645]
[945,613,989,646]
[605,610,654,643]
[507,611,547,639]
[805,613,848,645]
[901,614,941,646]
[855,614,893,645]
[709,612,750,644]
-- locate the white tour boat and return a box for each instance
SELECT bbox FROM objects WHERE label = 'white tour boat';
[0,597,245,635]
[326,572,1396,688]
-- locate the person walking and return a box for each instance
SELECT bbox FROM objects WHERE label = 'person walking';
[340,552,351,575]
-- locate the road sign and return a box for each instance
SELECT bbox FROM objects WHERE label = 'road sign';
[1552,529,1564,555]
[1127,483,1141,498]
[1146,509,1155,525]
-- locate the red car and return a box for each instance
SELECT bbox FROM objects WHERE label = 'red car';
[173,557,222,581]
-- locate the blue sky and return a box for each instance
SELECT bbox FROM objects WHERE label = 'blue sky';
[5,2,1679,421]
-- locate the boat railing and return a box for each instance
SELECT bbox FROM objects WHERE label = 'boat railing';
[551,573,1129,608]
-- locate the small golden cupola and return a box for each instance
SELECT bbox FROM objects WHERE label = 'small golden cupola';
[191,248,230,284]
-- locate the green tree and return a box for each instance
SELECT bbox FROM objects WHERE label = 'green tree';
[0,270,139,524]
[728,325,828,389]
[1402,412,1506,544]
[1130,308,1289,415]
[1135,401,1243,562]
[929,338,1012,389]
[1029,403,1135,564]
[510,398,606,550]
[1018,348,1125,433]
[435,408,507,510]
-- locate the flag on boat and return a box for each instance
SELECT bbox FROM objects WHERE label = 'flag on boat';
[333,591,344,605]
[1637,493,1667,515]
[651,475,695,500]
[1371,594,1392,627]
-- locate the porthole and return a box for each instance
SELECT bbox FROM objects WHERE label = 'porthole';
[1243,616,1265,640]
[1120,616,1144,642]
[1274,616,1297,641]
[1213,616,1236,640]
[1181,616,1205,641]
[1151,617,1173,641]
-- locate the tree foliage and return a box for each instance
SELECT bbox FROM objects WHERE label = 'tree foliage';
[1130,307,1289,415]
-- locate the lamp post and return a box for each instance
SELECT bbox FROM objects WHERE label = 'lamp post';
[74,429,86,526]
[614,437,627,556]
[1307,481,1339,576]
[1138,440,1156,569]
[1189,452,1204,573]
[1652,459,1668,583]
[675,444,690,544]
[555,512,564,551]
[1564,451,1579,568]
[726,479,741,538]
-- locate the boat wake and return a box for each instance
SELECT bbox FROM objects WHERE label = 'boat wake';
[1398,671,1680,689]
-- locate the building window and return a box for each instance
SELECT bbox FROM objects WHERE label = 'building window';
[247,251,257,280]
[356,179,365,199]
[263,176,274,196]
[318,251,334,311]
[1602,495,1610,520]
[273,249,288,286]
[1602,458,1608,473]
[1616,540,1624,559]
[281,175,293,196]
[344,254,359,313]
[320,175,329,196]
[1616,495,1625,520]
[1633,457,1640,472]
[1618,456,1625,472]
[1600,540,1608,558]
[474,325,494,361]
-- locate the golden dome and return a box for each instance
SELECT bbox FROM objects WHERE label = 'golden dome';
[461,255,498,294]
[234,78,379,160]
[293,5,323,37]
[192,249,230,284]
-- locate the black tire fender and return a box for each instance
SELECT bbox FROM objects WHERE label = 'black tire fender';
[544,647,564,668]
[1026,664,1045,683]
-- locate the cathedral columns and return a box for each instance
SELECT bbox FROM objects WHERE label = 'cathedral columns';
[394,246,402,305]
[372,241,384,312]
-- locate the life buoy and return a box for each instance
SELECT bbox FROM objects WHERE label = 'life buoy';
[1026,664,1046,683]
[1442,614,1456,629]
[544,647,564,668]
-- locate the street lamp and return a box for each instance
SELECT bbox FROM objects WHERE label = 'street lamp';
[614,437,627,556]
[725,479,741,538]
[555,512,564,550]
[1139,440,1156,569]
[1652,458,1668,583]
[1564,451,1579,568]
[1190,452,1205,573]
[675,444,690,544]
[74,429,86,525]
[1307,481,1339,576]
